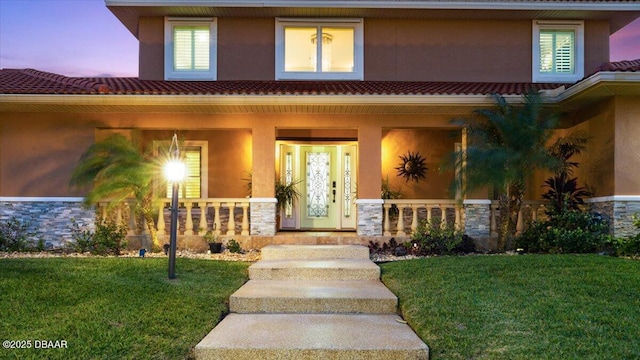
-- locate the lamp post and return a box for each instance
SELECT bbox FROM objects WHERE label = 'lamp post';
[164,134,185,280]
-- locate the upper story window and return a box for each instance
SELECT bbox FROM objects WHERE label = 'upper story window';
[164,17,217,80]
[532,21,584,83]
[276,18,364,80]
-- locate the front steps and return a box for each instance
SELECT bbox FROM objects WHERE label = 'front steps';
[195,245,429,359]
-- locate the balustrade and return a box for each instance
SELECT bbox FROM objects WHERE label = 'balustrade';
[489,200,548,237]
[99,198,250,237]
[383,199,463,236]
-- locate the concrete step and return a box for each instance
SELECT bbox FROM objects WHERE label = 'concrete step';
[230,280,398,314]
[261,244,370,260]
[194,313,429,360]
[248,258,380,281]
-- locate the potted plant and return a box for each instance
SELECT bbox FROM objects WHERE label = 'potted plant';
[275,177,301,228]
[204,230,222,253]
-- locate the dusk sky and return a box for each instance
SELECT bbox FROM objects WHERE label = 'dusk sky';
[1,0,639,78]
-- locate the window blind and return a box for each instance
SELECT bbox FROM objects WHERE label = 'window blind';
[173,26,210,71]
[166,148,202,198]
[539,30,575,74]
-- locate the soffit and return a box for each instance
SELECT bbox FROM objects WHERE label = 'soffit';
[107,4,640,37]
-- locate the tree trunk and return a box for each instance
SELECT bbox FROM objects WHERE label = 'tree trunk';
[497,193,510,251]
[496,181,525,251]
[506,181,525,251]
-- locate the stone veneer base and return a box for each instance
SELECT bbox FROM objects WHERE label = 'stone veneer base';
[249,198,277,236]
[0,197,95,247]
[356,199,383,236]
[588,196,640,238]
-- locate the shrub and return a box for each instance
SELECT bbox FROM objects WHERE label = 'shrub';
[0,217,38,252]
[69,218,128,255]
[226,239,242,253]
[517,210,609,254]
[410,218,468,255]
[608,214,640,258]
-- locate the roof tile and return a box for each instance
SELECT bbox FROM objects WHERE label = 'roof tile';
[1,60,638,97]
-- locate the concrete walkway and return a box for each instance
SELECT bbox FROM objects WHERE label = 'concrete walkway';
[195,244,429,359]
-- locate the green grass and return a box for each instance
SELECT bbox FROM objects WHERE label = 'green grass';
[381,254,640,359]
[0,258,249,359]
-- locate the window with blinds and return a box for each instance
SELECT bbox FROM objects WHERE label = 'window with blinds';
[166,147,202,199]
[164,18,217,80]
[532,21,583,83]
[539,30,575,74]
[173,26,210,71]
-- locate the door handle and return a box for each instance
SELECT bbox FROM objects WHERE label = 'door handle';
[332,181,336,203]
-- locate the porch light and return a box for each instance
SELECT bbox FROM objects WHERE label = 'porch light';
[165,133,185,280]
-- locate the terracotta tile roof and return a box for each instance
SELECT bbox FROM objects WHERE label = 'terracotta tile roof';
[594,59,640,72]
[0,68,109,94]
[1,59,638,97]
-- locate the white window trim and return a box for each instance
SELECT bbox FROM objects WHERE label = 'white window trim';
[532,20,584,83]
[164,17,217,81]
[153,140,209,199]
[275,18,364,81]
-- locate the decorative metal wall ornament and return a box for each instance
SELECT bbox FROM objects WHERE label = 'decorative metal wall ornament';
[395,151,428,183]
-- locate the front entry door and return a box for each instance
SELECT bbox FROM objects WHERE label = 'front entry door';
[278,143,357,230]
[300,146,337,229]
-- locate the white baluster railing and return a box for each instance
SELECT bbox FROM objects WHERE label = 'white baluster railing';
[382,199,463,236]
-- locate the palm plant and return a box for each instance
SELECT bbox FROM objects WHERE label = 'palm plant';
[543,132,591,214]
[453,91,560,250]
[69,134,162,248]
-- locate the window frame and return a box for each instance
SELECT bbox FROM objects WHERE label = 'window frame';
[275,18,364,81]
[154,140,209,199]
[164,17,217,81]
[532,20,584,83]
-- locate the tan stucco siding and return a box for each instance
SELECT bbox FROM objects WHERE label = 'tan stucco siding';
[137,17,610,82]
[141,129,253,198]
[138,16,165,81]
[614,97,640,195]
[0,113,98,197]
[365,19,532,82]
[218,18,275,81]
[382,129,459,199]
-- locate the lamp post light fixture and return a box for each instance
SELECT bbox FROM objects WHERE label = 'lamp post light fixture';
[164,133,186,280]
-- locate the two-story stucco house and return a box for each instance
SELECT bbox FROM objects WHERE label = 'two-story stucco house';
[1,0,639,249]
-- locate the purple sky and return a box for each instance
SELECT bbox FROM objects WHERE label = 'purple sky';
[1,0,639,78]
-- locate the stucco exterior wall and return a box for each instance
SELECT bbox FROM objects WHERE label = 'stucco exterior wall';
[141,129,252,198]
[381,129,459,199]
[218,18,275,81]
[138,16,164,81]
[614,97,640,195]
[0,113,97,197]
[136,17,610,82]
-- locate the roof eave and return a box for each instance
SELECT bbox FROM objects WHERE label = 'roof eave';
[105,0,640,11]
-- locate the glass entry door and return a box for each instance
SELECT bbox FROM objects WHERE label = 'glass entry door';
[278,143,356,230]
[300,146,337,229]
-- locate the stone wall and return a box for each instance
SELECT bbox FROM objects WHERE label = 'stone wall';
[0,198,95,247]
[589,196,640,238]
[249,198,277,236]
[356,199,383,236]
[463,200,492,238]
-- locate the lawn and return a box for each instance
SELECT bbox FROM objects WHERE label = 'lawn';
[381,254,640,360]
[0,257,249,359]
[1,255,638,359]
